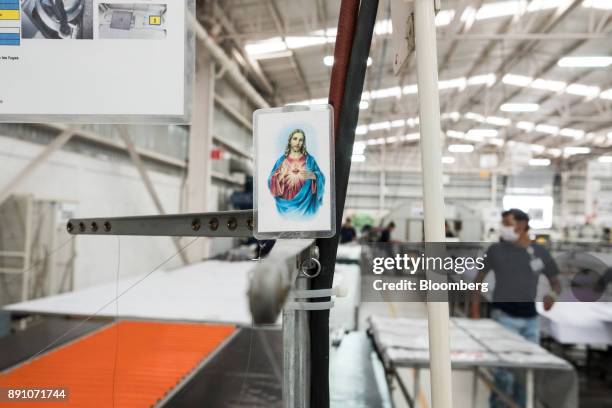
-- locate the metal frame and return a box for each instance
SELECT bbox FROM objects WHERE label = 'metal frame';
[67,209,318,408]
[384,362,534,408]
[67,210,253,238]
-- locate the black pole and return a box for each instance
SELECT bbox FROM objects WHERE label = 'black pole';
[309,1,379,406]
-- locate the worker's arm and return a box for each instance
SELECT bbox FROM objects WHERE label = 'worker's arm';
[543,275,561,311]
[542,249,562,311]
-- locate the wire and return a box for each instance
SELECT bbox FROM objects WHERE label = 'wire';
[112,236,120,408]
[236,320,255,406]
[20,236,201,366]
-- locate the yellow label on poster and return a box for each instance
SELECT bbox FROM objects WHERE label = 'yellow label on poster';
[149,15,161,25]
[0,10,20,20]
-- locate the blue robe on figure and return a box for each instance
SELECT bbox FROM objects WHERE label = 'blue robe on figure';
[268,153,325,219]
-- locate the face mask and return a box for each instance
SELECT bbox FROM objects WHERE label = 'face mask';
[500,225,519,242]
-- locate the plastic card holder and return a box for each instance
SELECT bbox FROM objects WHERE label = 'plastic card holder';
[253,104,335,239]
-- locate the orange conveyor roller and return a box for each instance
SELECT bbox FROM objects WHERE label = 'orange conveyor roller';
[0,321,236,407]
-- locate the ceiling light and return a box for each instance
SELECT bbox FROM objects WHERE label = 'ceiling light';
[442,156,456,164]
[485,116,512,126]
[323,55,334,66]
[244,38,288,56]
[386,136,399,143]
[356,125,368,135]
[547,148,562,157]
[351,154,366,162]
[403,84,418,94]
[442,112,460,121]
[500,103,539,112]
[475,1,521,20]
[594,135,607,145]
[559,128,585,139]
[374,19,392,35]
[558,56,612,68]
[369,86,402,99]
[353,142,366,154]
[439,77,466,90]
[285,36,328,49]
[391,119,405,127]
[461,6,477,23]
[583,0,612,10]
[446,130,465,139]
[467,129,499,138]
[448,144,474,153]
[465,133,484,142]
[529,158,551,166]
[465,112,485,122]
[600,89,612,100]
[467,74,496,87]
[530,78,566,92]
[598,156,612,163]
[402,133,420,141]
[564,146,590,156]
[535,124,559,135]
[527,0,568,11]
[435,10,456,26]
[565,83,600,98]
[503,74,533,87]
[369,121,391,131]
[488,138,505,147]
[517,121,535,131]
[530,144,546,154]
[359,100,369,110]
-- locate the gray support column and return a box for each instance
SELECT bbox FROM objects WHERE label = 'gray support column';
[186,48,215,262]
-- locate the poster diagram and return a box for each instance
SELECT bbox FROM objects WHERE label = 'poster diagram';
[0,0,20,45]
[21,0,93,39]
[98,3,166,39]
[0,0,191,122]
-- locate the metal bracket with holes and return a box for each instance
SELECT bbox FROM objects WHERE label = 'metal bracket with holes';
[66,210,254,238]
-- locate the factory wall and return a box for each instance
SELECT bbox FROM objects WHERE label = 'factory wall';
[0,135,185,290]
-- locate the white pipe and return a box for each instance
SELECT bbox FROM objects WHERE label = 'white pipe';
[187,13,269,110]
[414,0,453,407]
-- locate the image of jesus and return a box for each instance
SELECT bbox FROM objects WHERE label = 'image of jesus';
[268,129,325,218]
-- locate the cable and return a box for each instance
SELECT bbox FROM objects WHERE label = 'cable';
[112,236,120,408]
[20,237,200,366]
[236,320,255,406]
[311,0,379,406]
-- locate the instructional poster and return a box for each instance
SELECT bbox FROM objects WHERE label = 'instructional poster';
[0,0,192,122]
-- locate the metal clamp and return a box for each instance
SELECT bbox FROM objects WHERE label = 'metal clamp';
[300,257,321,278]
[299,244,321,278]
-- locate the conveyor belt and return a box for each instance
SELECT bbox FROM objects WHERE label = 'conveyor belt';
[0,320,236,407]
[0,318,108,372]
[165,327,283,407]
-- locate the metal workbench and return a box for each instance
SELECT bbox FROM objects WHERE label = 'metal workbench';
[368,316,577,408]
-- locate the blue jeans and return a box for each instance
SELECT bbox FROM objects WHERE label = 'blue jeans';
[489,309,539,408]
